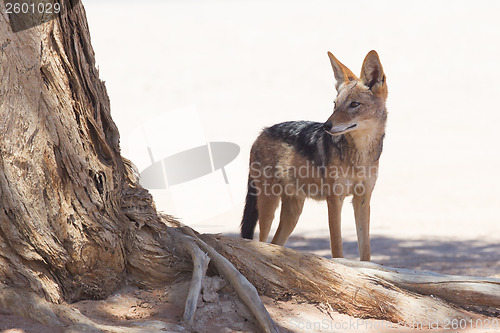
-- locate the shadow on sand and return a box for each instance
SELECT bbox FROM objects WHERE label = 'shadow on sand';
[223,232,499,277]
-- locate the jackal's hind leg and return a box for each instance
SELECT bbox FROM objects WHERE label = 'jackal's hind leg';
[257,194,280,242]
[271,195,305,246]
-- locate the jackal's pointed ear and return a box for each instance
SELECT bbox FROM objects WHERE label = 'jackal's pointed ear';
[328,52,357,92]
[360,50,387,98]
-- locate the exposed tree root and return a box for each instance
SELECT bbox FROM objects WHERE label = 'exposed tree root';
[199,234,494,326]
[333,258,500,309]
[180,234,210,328]
[2,227,500,332]
[181,227,279,333]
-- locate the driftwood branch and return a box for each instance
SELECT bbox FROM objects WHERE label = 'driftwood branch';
[181,235,210,327]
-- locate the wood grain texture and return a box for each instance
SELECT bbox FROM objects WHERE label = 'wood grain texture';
[0,1,186,303]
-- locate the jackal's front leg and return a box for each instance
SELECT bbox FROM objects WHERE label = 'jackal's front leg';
[326,195,344,258]
[352,193,372,261]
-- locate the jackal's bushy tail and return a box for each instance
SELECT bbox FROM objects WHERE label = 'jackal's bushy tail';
[240,176,258,239]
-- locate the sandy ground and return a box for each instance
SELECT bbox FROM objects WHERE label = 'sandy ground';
[2,1,500,332]
[0,276,496,333]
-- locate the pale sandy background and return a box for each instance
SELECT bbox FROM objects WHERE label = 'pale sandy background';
[84,0,499,275]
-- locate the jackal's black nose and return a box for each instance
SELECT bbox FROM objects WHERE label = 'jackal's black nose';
[323,122,333,132]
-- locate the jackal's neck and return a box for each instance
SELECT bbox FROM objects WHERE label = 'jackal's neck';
[343,121,386,165]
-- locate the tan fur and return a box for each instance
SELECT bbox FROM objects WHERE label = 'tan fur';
[249,51,388,261]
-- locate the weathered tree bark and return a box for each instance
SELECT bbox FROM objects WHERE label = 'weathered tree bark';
[0,0,189,305]
[0,1,498,331]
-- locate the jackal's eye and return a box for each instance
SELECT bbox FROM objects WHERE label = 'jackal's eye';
[349,101,360,108]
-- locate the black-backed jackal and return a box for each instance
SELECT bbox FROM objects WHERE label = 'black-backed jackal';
[240,50,388,261]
